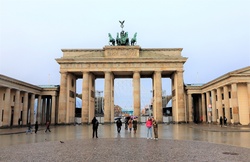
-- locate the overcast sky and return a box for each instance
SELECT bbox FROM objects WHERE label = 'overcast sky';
[1,0,249,110]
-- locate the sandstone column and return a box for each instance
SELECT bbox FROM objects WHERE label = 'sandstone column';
[217,88,223,120]
[223,85,230,123]
[231,83,239,124]
[42,97,46,124]
[153,71,163,122]
[206,92,211,123]
[58,72,68,124]
[88,73,96,123]
[0,92,2,126]
[110,73,114,122]
[201,93,206,122]
[248,83,250,124]
[188,93,193,122]
[133,71,141,121]
[104,71,112,123]
[37,95,42,124]
[82,72,89,123]
[3,88,11,126]
[173,70,185,123]
[22,92,28,125]
[51,95,56,124]
[14,90,20,126]
[211,89,217,123]
[30,94,35,124]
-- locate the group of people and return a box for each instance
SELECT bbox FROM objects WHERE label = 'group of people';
[26,121,51,134]
[219,116,227,127]
[146,116,158,140]
[123,117,138,133]
[91,116,158,140]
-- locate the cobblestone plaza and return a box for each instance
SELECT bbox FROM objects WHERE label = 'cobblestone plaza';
[0,123,249,161]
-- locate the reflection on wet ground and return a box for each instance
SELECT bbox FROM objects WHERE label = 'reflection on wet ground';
[0,124,249,148]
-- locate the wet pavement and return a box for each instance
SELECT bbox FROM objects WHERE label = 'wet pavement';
[0,123,250,161]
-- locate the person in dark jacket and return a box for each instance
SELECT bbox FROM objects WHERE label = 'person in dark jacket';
[132,118,138,134]
[224,116,227,126]
[92,117,99,138]
[35,121,39,134]
[219,116,223,127]
[116,118,122,133]
[152,117,158,140]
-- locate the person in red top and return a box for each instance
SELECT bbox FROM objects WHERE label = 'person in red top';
[146,117,153,139]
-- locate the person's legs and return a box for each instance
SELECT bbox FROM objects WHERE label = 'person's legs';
[150,127,152,139]
[154,128,158,139]
[147,128,149,139]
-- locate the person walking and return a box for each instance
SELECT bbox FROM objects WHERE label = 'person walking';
[128,118,133,132]
[35,121,39,134]
[152,117,158,140]
[132,117,138,134]
[219,116,223,127]
[92,117,99,138]
[146,117,153,139]
[116,118,122,133]
[45,121,51,132]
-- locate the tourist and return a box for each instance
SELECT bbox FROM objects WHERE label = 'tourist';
[224,116,227,126]
[124,117,129,130]
[132,117,138,134]
[128,118,133,132]
[45,121,51,132]
[219,116,223,127]
[35,121,39,134]
[116,118,122,133]
[152,117,158,140]
[146,117,153,139]
[18,118,21,127]
[92,117,99,138]
[26,122,32,134]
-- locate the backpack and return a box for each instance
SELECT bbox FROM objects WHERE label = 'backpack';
[95,120,99,127]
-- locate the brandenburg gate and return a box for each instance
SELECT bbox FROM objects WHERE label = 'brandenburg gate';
[56,45,187,124]
[56,22,187,124]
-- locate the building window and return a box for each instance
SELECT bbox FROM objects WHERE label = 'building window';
[216,95,217,101]
[3,93,5,100]
[216,109,218,119]
[13,95,15,102]
[222,93,224,100]
[230,108,233,119]
[22,97,24,103]
[228,92,231,98]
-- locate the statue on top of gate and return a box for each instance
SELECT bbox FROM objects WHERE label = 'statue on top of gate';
[108,20,137,46]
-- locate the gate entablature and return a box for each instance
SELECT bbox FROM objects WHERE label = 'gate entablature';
[56,46,187,78]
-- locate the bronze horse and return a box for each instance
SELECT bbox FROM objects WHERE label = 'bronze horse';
[131,32,137,46]
[108,33,115,46]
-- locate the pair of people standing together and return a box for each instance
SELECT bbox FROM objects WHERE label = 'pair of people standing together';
[146,117,158,140]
